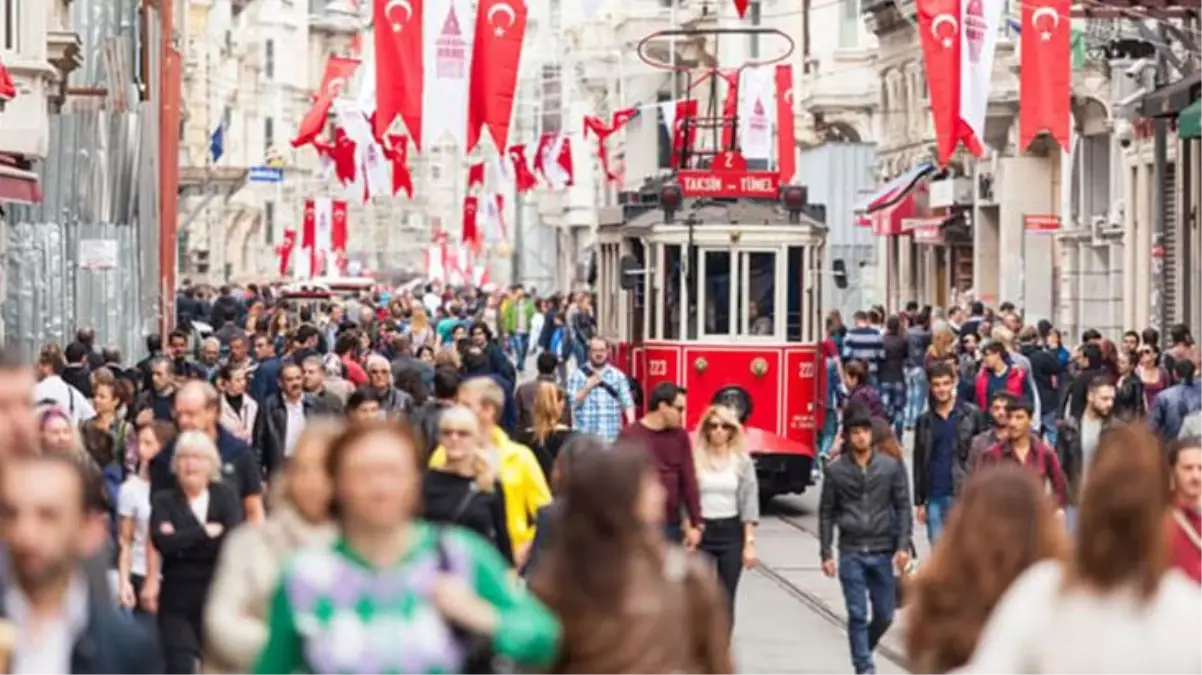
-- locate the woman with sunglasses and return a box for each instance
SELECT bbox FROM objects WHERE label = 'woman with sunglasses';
[1137,343,1170,412]
[422,406,514,564]
[693,405,759,629]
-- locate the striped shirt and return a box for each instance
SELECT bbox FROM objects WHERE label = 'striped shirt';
[842,326,885,376]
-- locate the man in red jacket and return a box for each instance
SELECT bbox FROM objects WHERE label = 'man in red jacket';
[975,341,1033,410]
[1167,436,1201,584]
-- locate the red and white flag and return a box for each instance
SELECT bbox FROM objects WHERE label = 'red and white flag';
[385,134,414,197]
[481,193,506,242]
[670,99,698,169]
[467,162,486,189]
[1019,0,1071,150]
[423,0,476,149]
[732,0,749,18]
[918,0,979,165]
[331,200,349,275]
[334,99,389,202]
[308,197,338,276]
[466,0,527,153]
[275,229,298,277]
[534,132,574,189]
[719,70,739,150]
[373,0,424,149]
[507,144,538,192]
[462,194,480,247]
[0,59,16,101]
[292,56,359,148]
[583,107,637,183]
[959,0,1004,154]
[738,66,775,163]
[298,201,316,279]
[775,64,798,184]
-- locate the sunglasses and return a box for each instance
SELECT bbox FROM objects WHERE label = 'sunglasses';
[439,428,473,438]
[706,421,736,432]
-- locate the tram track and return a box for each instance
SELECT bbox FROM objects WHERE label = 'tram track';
[754,513,909,671]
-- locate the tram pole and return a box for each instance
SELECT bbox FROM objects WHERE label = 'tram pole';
[1150,21,1169,337]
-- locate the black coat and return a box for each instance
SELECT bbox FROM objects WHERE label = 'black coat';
[253,393,332,478]
[149,482,242,613]
[911,401,990,504]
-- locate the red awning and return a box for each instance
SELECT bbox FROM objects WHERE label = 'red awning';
[0,59,15,100]
[0,165,42,204]
[854,162,935,236]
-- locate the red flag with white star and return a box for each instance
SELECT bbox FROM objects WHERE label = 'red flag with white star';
[1019,0,1070,150]
[466,0,527,153]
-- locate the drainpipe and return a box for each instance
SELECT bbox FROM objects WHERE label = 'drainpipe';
[1150,23,1168,337]
[159,0,182,334]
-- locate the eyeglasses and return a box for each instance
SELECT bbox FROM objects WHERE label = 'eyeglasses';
[440,428,473,438]
[369,368,390,375]
[706,421,736,432]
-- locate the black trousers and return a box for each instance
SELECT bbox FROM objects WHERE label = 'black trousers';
[159,604,203,674]
[699,516,744,630]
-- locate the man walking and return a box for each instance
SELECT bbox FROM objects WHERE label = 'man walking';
[819,410,912,675]
[568,337,635,442]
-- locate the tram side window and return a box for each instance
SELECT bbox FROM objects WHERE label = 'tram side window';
[631,240,647,342]
[663,244,682,340]
[703,250,731,335]
[787,246,802,342]
[745,251,776,336]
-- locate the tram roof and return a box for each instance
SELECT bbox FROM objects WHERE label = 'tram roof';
[614,197,826,231]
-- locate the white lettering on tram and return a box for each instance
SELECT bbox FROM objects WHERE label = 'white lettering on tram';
[683,176,724,193]
[797,362,815,379]
[648,359,668,376]
[740,176,774,193]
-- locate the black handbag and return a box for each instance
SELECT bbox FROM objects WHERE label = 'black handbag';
[434,529,514,674]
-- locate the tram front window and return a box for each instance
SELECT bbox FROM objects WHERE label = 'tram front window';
[663,244,682,340]
[704,250,731,335]
[745,251,775,336]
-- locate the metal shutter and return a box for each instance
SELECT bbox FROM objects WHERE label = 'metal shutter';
[1163,161,1179,326]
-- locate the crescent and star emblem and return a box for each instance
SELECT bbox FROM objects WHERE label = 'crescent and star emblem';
[931,13,958,48]
[384,0,413,32]
[1031,7,1059,41]
[326,77,347,96]
[487,2,517,37]
[784,88,794,106]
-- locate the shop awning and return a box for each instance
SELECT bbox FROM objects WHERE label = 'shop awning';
[1179,98,1201,140]
[1140,71,1201,119]
[855,161,936,236]
[0,164,42,204]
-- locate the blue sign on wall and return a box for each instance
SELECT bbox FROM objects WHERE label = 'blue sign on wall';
[248,166,284,183]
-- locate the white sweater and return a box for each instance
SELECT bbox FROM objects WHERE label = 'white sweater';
[967,560,1201,673]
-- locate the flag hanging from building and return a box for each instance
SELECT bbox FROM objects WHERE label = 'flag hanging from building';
[209,122,225,163]
[507,144,538,193]
[774,64,798,184]
[276,229,297,277]
[292,56,360,149]
[423,0,475,149]
[582,107,637,183]
[0,59,16,101]
[466,0,528,153]
[959,0,1004,155]
[737,66,775,163]
[917,0,981,165]
[372,0,425,148]
[1018,0,1071,150]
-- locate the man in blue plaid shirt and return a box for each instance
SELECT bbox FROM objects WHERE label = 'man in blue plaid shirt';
[568,337,635,442]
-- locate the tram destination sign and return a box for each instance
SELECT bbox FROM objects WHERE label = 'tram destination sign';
[678,169,781,199]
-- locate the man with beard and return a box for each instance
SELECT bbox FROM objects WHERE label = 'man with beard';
[1056,376,1118,509]
[1167,436,1201,583]
[967,391,1016,473]
[0,455,160,672]
[567,337,635,443]
[254,363,332,481]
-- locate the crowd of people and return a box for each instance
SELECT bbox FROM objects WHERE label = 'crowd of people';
[820,302,1201,673]
[0,278,1197,674]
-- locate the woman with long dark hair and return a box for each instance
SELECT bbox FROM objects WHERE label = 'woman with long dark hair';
[515,381,573,481]
[905,466,1067,672]
[530,442,733,673]
[521,435,600,578]
[968,425,1201,671]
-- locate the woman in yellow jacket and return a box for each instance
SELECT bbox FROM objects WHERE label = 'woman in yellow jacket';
[429,377,552,564]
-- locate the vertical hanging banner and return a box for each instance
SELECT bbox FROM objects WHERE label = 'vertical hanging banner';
[462,194,480,246]
[311,197,335,276]
[385,134,414,197]
[467,0,528,153]
[774,64,797,184]
[959,0,1004,155]
[719,70,739,151]
[292,56,360,148]
[276,229,298,277]
[423,0,476,149]
[671,99,698,169]
[373,0,424,149]
[1019,0,1071,150]
[918,0,965,165]
[298,201,316,279]
[737,67,775,164]
[507,144,538,192]
[331,200,349,275]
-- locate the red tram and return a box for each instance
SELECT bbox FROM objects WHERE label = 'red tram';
[595,25,828,498]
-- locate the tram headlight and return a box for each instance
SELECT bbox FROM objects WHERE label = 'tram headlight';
[712,386,753,425]
[660,184,683,223]
[781,185,808,223]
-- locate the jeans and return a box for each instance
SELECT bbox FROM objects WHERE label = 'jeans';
[925,494,954,545]
[904,366,928,428]
[509,332,530,371]
[878,381,907,439]
[699,517,744,631]
[1041,411,1059,447]
[838,551,897,674]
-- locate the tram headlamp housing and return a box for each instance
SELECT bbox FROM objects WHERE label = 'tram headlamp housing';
[660,184,683,223]
[781,185,808,224]
[712,386,753,425]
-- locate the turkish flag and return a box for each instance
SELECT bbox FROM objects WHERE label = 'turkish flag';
[733,0,749,18]
[299,201,317,279]
[276,229,297,277]
[671,99,698,169]
[373,0,424,150]
[719,70,739,150]
[507,144,538,192]
[462,195,480,246]
[466,0,527,153]
[328,127,358,185]
[1019,0,1071,150]
[292,56,359,148]
[467,162,486,189]
[583,108,637,183]
[0,60,16,100]
[384,134,414,197]
[331,200,349,274]
[917,0,967,166]
[775,64,797,184]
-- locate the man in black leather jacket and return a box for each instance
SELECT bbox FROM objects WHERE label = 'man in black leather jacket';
[253,362,333,480]
[819,410,912,675]
[912,362,990,543]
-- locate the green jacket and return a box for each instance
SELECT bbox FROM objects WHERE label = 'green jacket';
[500,298,537,335]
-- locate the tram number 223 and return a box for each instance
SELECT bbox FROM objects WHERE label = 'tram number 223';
[648,360,668,377]
[797,362,815,379]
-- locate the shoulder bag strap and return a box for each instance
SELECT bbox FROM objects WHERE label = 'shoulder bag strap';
[449,483,479,525]
[1172,509,1202,551]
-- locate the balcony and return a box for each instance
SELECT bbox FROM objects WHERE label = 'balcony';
[799,51,877,115]
[862,0,915,36]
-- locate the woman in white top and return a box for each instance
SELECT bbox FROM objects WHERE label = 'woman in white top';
[216,365,258,442]
[693,404,759,630]
[118,419,175,612]
[968,424,1202,674]
[202,422,339,673]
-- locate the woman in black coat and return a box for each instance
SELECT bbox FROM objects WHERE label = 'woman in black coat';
[149,430,243,674]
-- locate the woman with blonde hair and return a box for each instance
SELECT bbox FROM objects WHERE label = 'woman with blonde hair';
[407,304,436,349]
[515,381,573,481]
[151,430,242,674]
[925,326,959,369]
[968,424,1202,672]
[693,405,759,629]
[202,422,340,673]
[905,466,1067,673]
[422,405,515,563]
